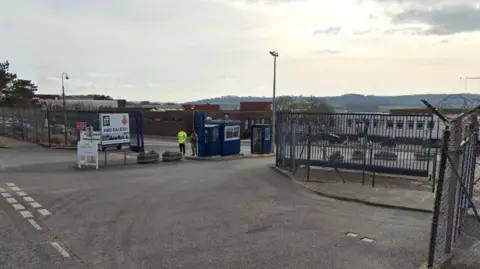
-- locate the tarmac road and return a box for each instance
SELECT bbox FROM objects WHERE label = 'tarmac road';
[0,149,431,269]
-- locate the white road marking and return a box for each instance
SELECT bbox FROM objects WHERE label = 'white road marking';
[38,209,51,216]
[6,198,18,203]
[16,191,27,196]
[361,237,375,243]
[30,202,42,208]
[23,196,34,202]
[10,187,21,191]
[51,242,70,258]
[12,203,25,210]
[28,219,42,231]
[19,211,33,218]
[0,188,5,192]
[1,192,11,198]
[6,183,15,187]
[346,232,359,237]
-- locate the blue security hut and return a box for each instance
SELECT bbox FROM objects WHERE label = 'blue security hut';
[251,124,272,154]
[204,123,221,157]
[218,120,241,156]
[195,112,241,157]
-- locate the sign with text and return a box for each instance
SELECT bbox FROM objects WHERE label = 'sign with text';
[80,130,101,144]
[77,140,99,169]
[99,113,130,146]
[76,121,87,130]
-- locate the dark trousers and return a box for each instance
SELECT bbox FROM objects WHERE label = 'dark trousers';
[191,142,197,156]
[179,143,186,155]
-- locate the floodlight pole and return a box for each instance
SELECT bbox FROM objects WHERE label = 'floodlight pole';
[269,51,279,153]
[61,72,69,144]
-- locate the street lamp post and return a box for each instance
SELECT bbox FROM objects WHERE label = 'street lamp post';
[269,51,279,153]
[460,76,480,91]
[466,77,480,91]
[61,72,69,144]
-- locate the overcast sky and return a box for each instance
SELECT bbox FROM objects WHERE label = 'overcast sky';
[1,0,480,102]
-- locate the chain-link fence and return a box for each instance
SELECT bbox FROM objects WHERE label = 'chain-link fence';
[0,107,53,145]
[0,107,94,147]
[425,101,480,268]
[1,107,143,150]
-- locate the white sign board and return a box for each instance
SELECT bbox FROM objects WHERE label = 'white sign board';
[80,131,101,144]
[77,140,99,169]
[99,113,130,146]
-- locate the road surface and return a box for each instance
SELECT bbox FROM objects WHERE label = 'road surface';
[0,148,431,269]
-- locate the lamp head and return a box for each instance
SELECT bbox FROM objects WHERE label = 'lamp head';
[269,51,279,57]
[65,75,70,80]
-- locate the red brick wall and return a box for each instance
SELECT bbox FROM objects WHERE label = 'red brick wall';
[141,110,272,137]
[240,102,272,111]
[143,111,190,136]
[182,104,220,111]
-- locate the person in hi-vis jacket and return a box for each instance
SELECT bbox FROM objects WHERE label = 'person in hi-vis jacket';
[177,128,187,155]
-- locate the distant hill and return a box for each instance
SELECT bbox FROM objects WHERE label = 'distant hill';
[188,94,480,112]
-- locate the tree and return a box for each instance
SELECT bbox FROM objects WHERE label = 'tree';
[7,79,38,105]
[92,94,113,100]
[0,61,17,101]
[0,61,38,106]
[275,96,294,111]
[306,96,333,113]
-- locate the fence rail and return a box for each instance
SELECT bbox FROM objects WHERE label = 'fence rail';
[275,112,440,179]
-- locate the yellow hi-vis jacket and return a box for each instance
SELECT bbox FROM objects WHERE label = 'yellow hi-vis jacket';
[177,131,187,144]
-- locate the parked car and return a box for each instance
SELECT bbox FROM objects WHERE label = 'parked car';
[49,124,66,134]
[380,136,396,147]
[327,133,345,144]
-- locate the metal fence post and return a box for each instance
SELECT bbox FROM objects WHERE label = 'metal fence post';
[12,111,15,138]
[431,150,438,193]
[290,118,296,172]
[278,113,284,167]
[427,128,450,268]
[468,114,478,197]
[34,108,39,142]
[47,108,51,147]
[21,108,26,141]
[1,108,5,135]
[307,125,312,181]
[444,118,462,254]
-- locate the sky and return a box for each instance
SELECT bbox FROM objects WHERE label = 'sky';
[1,0,480,102]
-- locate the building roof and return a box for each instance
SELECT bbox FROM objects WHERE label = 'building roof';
[389,108,475,115]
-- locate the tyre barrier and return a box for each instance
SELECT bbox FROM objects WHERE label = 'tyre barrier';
[137,150,160,164]
[162,151,182,162]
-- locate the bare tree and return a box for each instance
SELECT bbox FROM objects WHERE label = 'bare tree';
[306,96,333,113]
[275,96,295,111]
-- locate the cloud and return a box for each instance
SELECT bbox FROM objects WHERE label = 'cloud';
[372,0,480,36]
[352,29,373,35]
[383,27,427,35]
[313,27,342,35]
[435,39,449,45]
[2,0,480,102]
[314,49,342,55]
[391,4,480,35]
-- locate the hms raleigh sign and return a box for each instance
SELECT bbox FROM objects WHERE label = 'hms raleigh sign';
[99,113,130,146]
